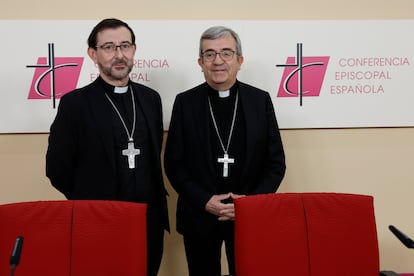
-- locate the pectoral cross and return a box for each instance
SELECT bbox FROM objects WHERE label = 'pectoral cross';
[122,141,140,169]
[217,153,234,177]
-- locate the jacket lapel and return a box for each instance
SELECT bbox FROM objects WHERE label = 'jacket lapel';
[195,84,216,176]
[85,80,117,172]
[135,84,160,154]
[239,86,259,176]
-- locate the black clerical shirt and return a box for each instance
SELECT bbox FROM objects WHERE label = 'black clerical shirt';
[207,83,246,196]
[103,80,155,203]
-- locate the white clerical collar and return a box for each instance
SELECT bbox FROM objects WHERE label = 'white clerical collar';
[114,86,129,94]
[218,90,230,98]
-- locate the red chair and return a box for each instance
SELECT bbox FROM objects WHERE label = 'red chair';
[234,192,380,276]
[0,200,147,276]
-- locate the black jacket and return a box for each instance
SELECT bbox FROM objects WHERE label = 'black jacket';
[46,77,169,231]
[164,81,285,236]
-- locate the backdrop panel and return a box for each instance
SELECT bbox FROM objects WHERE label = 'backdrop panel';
[0,20,412,132]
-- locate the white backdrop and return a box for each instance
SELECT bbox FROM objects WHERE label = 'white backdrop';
[0,20,413,132]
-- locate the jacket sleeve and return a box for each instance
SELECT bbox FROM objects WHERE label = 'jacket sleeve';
[45,95,79,198]
[164,95,213,211]
[250,92,286,194]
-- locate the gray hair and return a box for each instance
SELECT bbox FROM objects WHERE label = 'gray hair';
[199,26,242,57]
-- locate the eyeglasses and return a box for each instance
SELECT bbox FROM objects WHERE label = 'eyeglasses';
[95,42,134,53]
[201,50,236,62]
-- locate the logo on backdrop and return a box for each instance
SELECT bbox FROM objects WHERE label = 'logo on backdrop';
[277,43,329,106]
[26,43,84,108]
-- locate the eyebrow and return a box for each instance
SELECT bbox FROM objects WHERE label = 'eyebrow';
[203,47,234,52]
[99,40,132,45]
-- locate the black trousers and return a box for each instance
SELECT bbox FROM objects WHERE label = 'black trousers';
[183,222,235,276]
[147,209,165,276]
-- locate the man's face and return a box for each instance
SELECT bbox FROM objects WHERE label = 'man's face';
[198,35,243,91]
[88,26,136,86]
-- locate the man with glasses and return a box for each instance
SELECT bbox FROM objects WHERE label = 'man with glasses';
[164,26,286,276]
[46,18,169,276]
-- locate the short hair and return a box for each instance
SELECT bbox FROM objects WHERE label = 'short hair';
[199,26,242,57]
[87,18,135,48]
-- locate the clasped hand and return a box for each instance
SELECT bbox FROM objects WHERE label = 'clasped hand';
[205,193,245,221]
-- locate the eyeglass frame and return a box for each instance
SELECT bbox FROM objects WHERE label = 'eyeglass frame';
[200,49,238,62]
[94,41,135,53]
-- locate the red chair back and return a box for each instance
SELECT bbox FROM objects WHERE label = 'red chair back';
[0,200,72,275]
[0,200,147,276]
[234,193,380,276]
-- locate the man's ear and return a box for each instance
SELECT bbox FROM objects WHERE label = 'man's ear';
[87,47,98,64]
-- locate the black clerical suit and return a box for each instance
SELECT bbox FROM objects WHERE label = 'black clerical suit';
[164,81,286,276]
[46,76,169,276]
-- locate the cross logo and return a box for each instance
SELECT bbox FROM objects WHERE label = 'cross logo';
[26,43,84,108]
[276,43,330,106]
